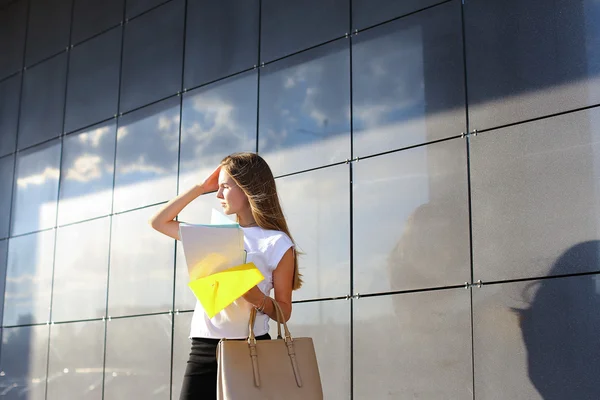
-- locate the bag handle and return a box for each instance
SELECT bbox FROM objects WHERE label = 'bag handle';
[248,297,293,343]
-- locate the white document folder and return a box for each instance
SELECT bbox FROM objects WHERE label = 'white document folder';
[179,214,246,281]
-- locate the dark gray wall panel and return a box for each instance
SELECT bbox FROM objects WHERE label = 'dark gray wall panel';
[65,27,121,133]
[71,0,124,44]
[353,138,470,294]
[352,0,447,30]
[465,0,600,129]
[0,0,26,79]
[471,108,600,282]
[354,289,472,399]
[259,39,350,176]
[126,0,167,19]
[25,0,72,66]
[261,0,349,62]
[184,0,258,88]
[18,53,68,150]
[0,74,20,157]
[352,0,466,157]
[473,274,600,399]
[120,0,184,113]
[0,155,14,239]
[277,165,350,300]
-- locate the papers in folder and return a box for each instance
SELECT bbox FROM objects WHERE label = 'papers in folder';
[179,217,264,318]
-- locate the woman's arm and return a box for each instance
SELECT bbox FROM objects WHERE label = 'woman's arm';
[148,167,220,240]
[243,247,295,322]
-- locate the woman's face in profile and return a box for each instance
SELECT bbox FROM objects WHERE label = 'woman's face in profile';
[216,169,249,215]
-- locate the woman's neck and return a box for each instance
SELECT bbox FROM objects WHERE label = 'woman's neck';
[238,210,257,227]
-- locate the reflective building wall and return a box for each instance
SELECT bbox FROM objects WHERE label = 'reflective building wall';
[0,0,599,399]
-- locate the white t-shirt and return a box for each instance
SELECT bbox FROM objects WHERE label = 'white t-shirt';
[189,226,294,339]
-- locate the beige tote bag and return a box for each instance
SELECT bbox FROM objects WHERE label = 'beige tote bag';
[216,299,323,400]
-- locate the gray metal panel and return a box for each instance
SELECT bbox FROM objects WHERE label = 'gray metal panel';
[113,97,179,213]
[471,108,600,282]
[108,205,174,317]
[119,0,184,113]
[65,27,121,134]
[465,0,600,129]
[277,164,351,300]
[353,289,473,399]
[52,218,110,322]
[46,320,105,399]
[104,314,172,399]
[473,273,600,399]
[353,138,470,294]
[260,0,349,63]
[259,39,351,176]
[11,139,61,236]
[352,0,465,158]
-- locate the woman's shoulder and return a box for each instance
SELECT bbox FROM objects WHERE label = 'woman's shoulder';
[244,227,293,253]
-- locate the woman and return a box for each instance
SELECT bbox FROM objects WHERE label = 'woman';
[149,152,301,400]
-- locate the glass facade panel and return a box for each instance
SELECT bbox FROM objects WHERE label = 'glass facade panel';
[471,108,600,282]
[352,1,465,157]
[184,0,259,88]
[104,314,172,400]
[270,300,351,400]
[354,289,472,399]
[3,229,55,326]
[0,0,26,79]
[473,274,600,399]
[259,39,350,176]
[352,0,447,30]
[108,206,175,317]
[171,311,193,400]
[52,217,110,322]
[126,0,167,19]
[465,0,600,129]
[277,165,350,300]
[179,71,257,192]
[353,138,470,294]
[57,121,116,226]
[119,0,184,113]
[71,0,124,44]
[0,155,14,239]
[113,97,179,213]
[46,320,105,400]
[11,139,61,236]
[0,1,598,397]
[260,0,349,62]
[0,240,6,324]
[0,324,49,399]
[64,27,121,134]
[0,74,20,157]
[25,0,72,66]
[18,54,67,150]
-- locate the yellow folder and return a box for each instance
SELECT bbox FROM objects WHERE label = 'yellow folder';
[188,262,265,318]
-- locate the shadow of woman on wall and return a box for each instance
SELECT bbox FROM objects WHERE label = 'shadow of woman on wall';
[515,240,600,400]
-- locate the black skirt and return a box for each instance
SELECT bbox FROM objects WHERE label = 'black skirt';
[179,334,271,400]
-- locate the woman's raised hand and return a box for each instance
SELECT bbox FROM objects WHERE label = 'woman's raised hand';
[201,165,221,193]
[149,165,222,240]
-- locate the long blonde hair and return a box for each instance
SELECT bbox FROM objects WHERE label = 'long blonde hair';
[220,152,303,290]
